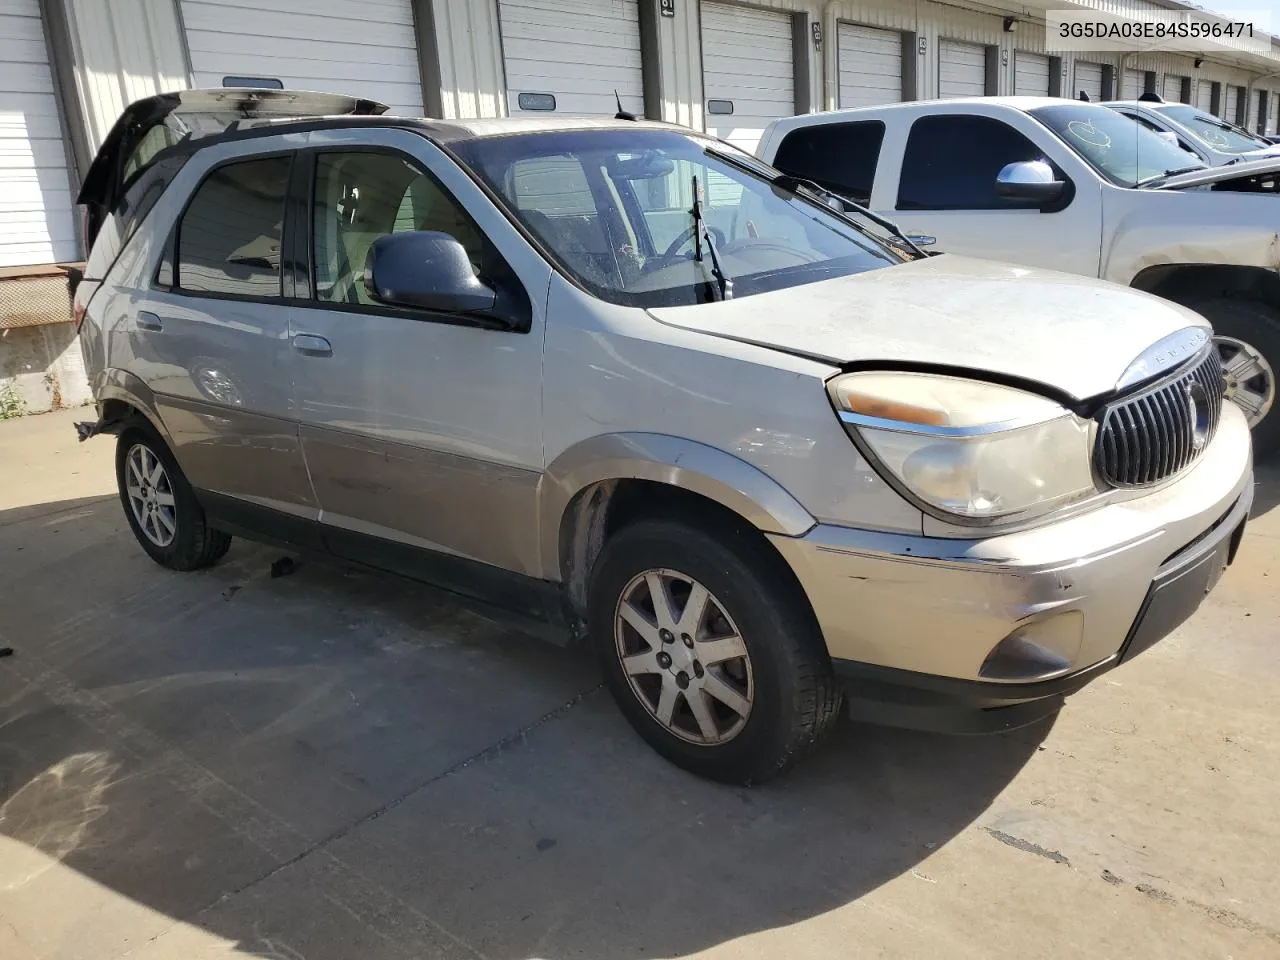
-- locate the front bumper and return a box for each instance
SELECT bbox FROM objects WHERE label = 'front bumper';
[768,404,1254,731]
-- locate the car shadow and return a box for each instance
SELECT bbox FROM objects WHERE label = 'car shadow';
[0,493,1048,960]
[1249,457,1280,517]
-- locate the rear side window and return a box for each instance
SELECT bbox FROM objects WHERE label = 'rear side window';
[771,121,886,204]
[85,153,189,281]
[176,155,292,298]
[897,115,1046,210]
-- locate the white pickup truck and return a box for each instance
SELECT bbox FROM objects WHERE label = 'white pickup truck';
[758,96,1280,454]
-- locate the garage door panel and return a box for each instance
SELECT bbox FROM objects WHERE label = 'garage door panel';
[0,180,72,211]
[181,0,423,114]
[0,105,62,142]
[182,0,414,26]
[1163,75,1183,101]
[1195,81,1213,112]
[939,40,985,98]
[1015,52,1049,96]
[182,5,415,46]
[1074,61,1103,100]
[501,0,642,116]
[838,23,902,108]
[702,2,794,152]
[187,33,420,69]
[502,40,643,71]
[0,0,76,266]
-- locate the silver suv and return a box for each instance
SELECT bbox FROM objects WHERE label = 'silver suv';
[75,90,1253,783]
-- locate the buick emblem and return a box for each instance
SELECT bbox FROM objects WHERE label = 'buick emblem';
[1187,381,1211,450]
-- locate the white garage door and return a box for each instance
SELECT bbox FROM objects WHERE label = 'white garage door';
[1120,68,1144,100]
[180,0,424,115]
[837,22,901,108]
[938,40,985,99]
[1162,74,1184,103]
[1014,52,1049,96]
[1225,84,1239,122]
[499,0,643,116]
[701,2,794,152]
[1196,80,1213,113]
[0,0,76,267]
[1270,93,1278,135]
[1074,61,1103,101]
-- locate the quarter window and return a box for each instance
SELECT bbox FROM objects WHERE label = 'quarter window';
[771,121,886,204]
[176,156,291,297]
[897,115,1048,210]
[312,151,487,306]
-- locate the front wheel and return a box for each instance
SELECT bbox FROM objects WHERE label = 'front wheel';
[1191,298,1280,457]
[588,516,842,784]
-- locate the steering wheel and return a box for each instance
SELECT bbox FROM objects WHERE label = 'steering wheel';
[660,224,728,260]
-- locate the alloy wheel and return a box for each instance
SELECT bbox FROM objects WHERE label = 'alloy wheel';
[125,443,178,547]
[1217,335,1275,427]
[613,568,754,745]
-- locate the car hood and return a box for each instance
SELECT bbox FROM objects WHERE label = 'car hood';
[1157,155,1280,189]
[647,255,1210,401]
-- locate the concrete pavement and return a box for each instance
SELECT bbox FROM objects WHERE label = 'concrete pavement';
[1,408,1277,959]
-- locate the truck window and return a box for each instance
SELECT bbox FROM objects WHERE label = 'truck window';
[897,115,1046,210]
[771,121,886,204]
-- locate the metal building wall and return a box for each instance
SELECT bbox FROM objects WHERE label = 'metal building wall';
[429,0,505,119]
[59,0,190,154]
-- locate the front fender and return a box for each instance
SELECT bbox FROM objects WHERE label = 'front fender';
[538,432,816,578]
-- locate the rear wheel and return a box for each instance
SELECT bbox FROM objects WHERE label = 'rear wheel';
[1191,298,1280,457]
[588,516,842,784]
[115,422,231,570]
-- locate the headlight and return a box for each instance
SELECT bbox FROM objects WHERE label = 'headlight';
[828,371,1097,521]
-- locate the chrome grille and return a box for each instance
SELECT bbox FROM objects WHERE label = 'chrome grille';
[1096,348,1225,487]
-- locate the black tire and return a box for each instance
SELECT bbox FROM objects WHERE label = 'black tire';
[115,421,231,571]
[588,515,842,784]
[1190,297,1280,458]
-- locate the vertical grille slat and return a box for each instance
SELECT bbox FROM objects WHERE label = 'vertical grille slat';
[1095,348,1223,488]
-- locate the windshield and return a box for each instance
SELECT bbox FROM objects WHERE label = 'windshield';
[450,129,900,308]
[1030,104,1205,187]
[1156,105,1271,154]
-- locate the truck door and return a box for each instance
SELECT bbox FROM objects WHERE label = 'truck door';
[883,113,1103,277]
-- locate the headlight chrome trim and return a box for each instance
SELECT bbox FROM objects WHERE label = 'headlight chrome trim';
[836,409,1058,439]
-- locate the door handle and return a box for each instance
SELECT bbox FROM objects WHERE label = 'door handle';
[136,311,163,332]
[292,333,333,357]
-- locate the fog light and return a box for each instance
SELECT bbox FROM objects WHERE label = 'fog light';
[980,611,1084,682]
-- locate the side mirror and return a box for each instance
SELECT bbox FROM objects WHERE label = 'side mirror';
[994,160,1066,205]
[364,231,496,315]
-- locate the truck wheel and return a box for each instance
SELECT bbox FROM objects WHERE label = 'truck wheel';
[587,515,842,784]
[1192,298,1280,457]
[116,422,232,570]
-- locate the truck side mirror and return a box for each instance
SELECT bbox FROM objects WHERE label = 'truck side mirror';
[994,160,1066,205]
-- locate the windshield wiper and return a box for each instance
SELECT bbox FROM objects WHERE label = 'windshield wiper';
[772,173,929,258]
[690,174,731,301]
[1136,164,1205,187]
[702,143,925,256]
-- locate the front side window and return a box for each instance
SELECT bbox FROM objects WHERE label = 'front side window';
[897,115,1049,210]
[452,129,899,308]
[311,151,487,306]
[1156,105,1271,154]
[176,155,291,297]
[771,121,886,204]
[1030,104,1205,186]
